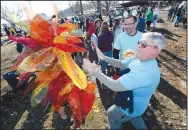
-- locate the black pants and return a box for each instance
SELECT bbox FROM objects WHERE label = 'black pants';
[146,21,152,31]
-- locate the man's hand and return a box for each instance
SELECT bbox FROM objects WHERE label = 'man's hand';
[96,47,105,60]
[82,58,100,74]
[91,41,105,60]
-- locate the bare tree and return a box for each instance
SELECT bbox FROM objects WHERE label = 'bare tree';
[68,1,75,16]
[75,1,80,15]
[1,5,30,32]
[79,0,84,16]
[97,1,101,13]
[91,1,118,13]
[56,3,64,18]
[1,5,23,26]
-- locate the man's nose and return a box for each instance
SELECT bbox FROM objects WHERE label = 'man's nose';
[125,25,131,28]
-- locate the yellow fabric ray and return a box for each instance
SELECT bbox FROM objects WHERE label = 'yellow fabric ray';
[54,48,87,89]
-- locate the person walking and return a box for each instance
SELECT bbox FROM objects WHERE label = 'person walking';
[146,7,153,31]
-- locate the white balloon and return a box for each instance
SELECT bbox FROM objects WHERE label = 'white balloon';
[123,11,128,18]
[132,9,137,16]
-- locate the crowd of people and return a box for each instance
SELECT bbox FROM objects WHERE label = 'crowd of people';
[68,2,185,129]
[168,3,187,27]
[54,2,167,129]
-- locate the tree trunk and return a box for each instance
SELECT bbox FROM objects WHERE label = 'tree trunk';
[97,1,101,13]
[79,0,84,16]
[105,0,109,14]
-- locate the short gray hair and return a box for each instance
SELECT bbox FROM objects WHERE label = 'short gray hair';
[142,32,165,52]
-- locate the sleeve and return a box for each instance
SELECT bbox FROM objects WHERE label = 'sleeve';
[104,56,126,69]
[93,68,127,92]
[113,48,120,59]
[117,71,144,90]
[121,57,134,67]
[113,34,121,50]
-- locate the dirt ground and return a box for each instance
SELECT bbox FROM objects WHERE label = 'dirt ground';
[0,8,187,129]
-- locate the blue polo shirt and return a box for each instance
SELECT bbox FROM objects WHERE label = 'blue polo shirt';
[114,31,142,60]
[117,57,160,117]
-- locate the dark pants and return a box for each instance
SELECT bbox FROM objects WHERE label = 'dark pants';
[146,21,152,31]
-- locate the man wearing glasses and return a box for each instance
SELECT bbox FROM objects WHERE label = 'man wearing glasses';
[83,32,165,129]
[113,12,142,62]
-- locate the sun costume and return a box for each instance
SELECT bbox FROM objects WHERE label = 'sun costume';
[7,3,96,128]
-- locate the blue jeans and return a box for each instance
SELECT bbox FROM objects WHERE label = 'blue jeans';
[101,50,114,73]
[174,16,182,25]
[107,105,147,130]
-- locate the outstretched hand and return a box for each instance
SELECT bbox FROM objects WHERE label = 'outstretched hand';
[91,41,105,60]
[82,58,100,74]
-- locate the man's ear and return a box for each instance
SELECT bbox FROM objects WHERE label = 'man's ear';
[152,47,159,56]
[134,22,138,27]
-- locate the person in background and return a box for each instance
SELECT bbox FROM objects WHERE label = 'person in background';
[9,26,16,36]
[146,7,153,31]
[152,12,158,30]
[99,13,103,22]
[4,25,10,36]
[75,52,83,69]
[174,5,184,27]
[120,18,125,32]
[95,22,115,109]
[113,14,142,64]
[14,26,26,53]
[94,18,102,37]
[168,5,174,20]
[88,17,95,37]
[61,18,65,24]
[79,16,84,31]
[85,15,90,33]
[182,6,187,28]
[98,22,114,75]
[64,17,67,22]
[112,14,123,42]
[109,9,115,29]
[152,4,160,29]
[71,17,75,24]
[136,12,146,33]
[171,4,179,22]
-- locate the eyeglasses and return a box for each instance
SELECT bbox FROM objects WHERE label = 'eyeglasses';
[123,22,135,26]
[138,40,157,48]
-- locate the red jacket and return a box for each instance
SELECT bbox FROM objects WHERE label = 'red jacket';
[88,22,95,36]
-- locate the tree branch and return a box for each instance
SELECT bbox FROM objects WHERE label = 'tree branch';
[1,5,24,25]
[100,1,106,7]
[109,1,111,7]
[91,0,97,8]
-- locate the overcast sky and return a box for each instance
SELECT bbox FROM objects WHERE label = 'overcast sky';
[1,1,70,15]
[1,1,128,24]
[1,1,71,23]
